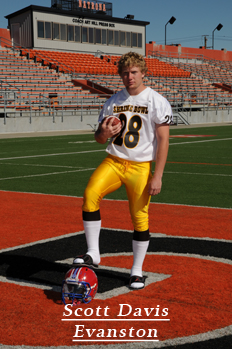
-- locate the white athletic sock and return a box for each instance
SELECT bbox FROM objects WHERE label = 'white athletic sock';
[131,240,149,277]
[84,220,101,264]
[74,220,101,265]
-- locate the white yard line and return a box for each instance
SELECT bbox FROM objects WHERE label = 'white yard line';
[0,162,83,169]
[0,168,96,181]
[164,171,232,177]
[0,137,231,181]
[0,169,231,182]
[169,137,232,145]
[0,148,105,161]
[0,137,231,161]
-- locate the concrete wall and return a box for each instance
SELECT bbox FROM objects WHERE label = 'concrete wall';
[185,109,232,124]
[1,109,231,135]
[0,112,100,134]
[146,42,232,62]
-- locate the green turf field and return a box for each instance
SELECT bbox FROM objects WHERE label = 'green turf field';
[0,125,231,208]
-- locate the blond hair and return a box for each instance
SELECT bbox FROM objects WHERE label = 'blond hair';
[118,52,147,76]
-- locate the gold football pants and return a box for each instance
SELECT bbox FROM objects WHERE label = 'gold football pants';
[82,154,152,231]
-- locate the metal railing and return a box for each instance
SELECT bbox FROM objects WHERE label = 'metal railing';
[0,92,108,124]
[148,50,205,64]
[1,38,231,126]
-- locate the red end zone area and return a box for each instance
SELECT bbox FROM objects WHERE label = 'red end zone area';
[0,191,231,250]
[0,191,231,347]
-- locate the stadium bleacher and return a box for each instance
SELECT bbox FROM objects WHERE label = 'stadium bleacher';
[0,49,108,114]
[0,36,232,126]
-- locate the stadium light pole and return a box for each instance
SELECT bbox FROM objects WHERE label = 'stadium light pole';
[165,16,176,45]
[212,23,223,49]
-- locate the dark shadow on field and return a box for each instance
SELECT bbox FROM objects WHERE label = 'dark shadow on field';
[0,229,231,297]
[0,252,130,301]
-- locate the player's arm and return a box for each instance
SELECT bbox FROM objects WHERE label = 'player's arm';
[95,117,122,144]
[148,123,170,196]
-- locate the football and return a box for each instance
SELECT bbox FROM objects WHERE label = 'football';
[105,115,121,126]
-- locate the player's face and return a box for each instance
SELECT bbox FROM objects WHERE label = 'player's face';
[120,65,145,95]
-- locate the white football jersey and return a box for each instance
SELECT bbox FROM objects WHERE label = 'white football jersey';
[98,87,173,162]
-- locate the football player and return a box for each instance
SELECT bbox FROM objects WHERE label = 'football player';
[73,52,173,290]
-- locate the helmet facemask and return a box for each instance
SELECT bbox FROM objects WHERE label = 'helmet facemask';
[61,267,98,305]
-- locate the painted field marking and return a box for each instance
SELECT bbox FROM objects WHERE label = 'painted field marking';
[0,137,231,162]
[0,148,105,161]
[170,135,216,138]
[164,171,232,177]
[0,162,84,169]
[0,168,231,182]
[1,161,231,168]
[0,189,230,210]
[0,189,231,348]
[167,161,232,166]
[0,167,96,181]
[68,140,97,143]
[169,137,232,145]
[0,137,231,181]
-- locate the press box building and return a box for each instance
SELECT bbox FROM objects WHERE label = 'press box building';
[5,0,150,56]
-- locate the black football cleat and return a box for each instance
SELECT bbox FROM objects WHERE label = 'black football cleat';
[73,254,98,269]
[129,275,145,290]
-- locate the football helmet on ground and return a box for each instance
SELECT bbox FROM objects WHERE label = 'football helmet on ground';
[62,267,98,305]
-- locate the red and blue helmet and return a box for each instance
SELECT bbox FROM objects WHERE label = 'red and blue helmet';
[62,267,98,305]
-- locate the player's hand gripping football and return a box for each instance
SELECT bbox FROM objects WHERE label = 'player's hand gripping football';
[95,116,122,144]
[103,116,122,137]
